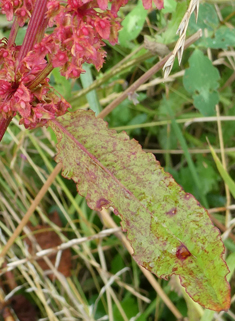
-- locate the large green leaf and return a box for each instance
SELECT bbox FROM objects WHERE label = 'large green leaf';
[48,110,230,311]
[183,50,220,116]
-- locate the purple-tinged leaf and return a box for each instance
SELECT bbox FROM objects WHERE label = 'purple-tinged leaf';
[48,110,230,311]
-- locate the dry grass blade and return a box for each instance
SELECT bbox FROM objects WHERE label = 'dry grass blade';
[0,163,62,259]
[99,209,183,320]
[163,0,200,77]
[2,228,120,271]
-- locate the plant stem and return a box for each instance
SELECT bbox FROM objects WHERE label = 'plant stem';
[28,62,54,90]
[0,116,13,142]
[7,18,19,48]
[17,0,48,64]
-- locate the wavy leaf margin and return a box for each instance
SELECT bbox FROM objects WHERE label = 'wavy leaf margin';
[48,109,230,311]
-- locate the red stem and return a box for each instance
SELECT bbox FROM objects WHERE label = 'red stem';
[0,116,13,142]
[17,0,48,64]
[7,18,19,48]
[28,62,54,90]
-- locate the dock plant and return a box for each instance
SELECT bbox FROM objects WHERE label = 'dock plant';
[0,0,230,312]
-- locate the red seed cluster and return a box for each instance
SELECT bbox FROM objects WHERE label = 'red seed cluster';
[0,39,69,129]
[0,0,163,129]
[0,0,35,26]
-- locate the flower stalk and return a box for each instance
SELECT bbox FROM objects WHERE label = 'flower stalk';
[17,0,48,64]
[7,19,19,48]
[28,62,54,91]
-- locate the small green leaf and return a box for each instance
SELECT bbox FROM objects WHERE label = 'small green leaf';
[206,26,235,49]
[49,110,230,311]
[162,0,177,14]
[80,64,101,116]
[118,1,148,48]
[51,68,71,100]
[183,50,220,116]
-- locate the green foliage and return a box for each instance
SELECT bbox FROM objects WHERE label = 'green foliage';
[209,144,235,199]
[205,27,235,50]
[178,156,220,198]
[161,0,177,14]
[188,3,219,32]
[161,2,187,43]
[49,110,230,311]
[118,1,148,48]
[111,253,125,274]
[226,252,235,282]
[80,64,101,115]
[51,68,72,100]
[188,3,235,51]
[113,296,141,320]
[183,50,220,116]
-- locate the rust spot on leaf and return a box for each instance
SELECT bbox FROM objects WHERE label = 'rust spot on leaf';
[166,207,177,216]
[96,198,109,209]
[176,244,191,261]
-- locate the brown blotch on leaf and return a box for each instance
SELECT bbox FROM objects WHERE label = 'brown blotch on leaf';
[96,198,109,210]
[25,212,72,280]
[176,244,191,261]
[166,207,177,216]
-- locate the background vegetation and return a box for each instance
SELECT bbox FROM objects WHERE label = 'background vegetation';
[0,0,235,320]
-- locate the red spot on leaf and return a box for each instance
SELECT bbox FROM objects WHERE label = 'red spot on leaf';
[96,198,109,209]
[166,207,177,216]
[176,244,191,261]
[113,208,120,215]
